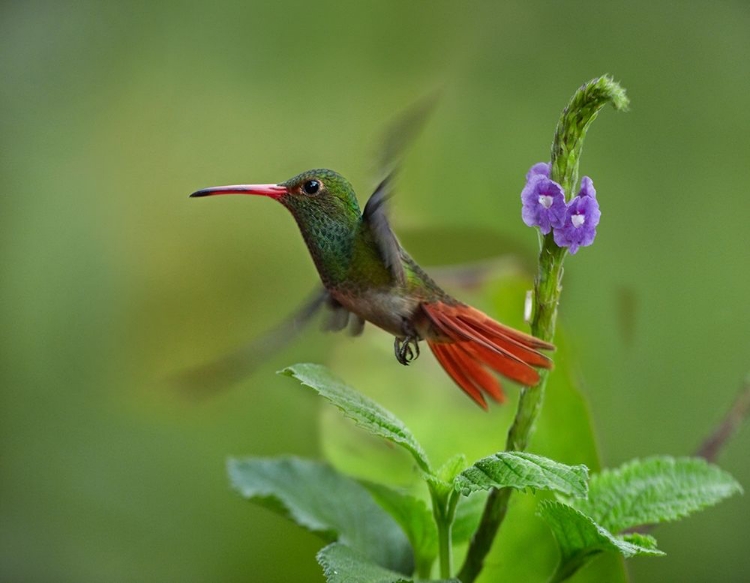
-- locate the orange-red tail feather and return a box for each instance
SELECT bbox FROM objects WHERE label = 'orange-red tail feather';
[423,302,553,408]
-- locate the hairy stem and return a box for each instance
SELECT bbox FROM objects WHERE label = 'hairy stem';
[457,76,628,583]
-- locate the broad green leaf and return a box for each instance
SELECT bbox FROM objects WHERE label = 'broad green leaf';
[360,481,438,576]
[317,543,412,583]
[538,500,664,579]
[228,457,413,574]
[570,456,743,533]
[281,363,432,473]
[455,451,588,498]
[316,543,461,583]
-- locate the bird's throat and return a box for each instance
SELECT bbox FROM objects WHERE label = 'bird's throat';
[284,200,359,288]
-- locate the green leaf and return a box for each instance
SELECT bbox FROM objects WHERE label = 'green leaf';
[426,454,468,503]
[538,501,663,582]
[228,457,413,574]
[455,451,588,498]
[316,543,461,583]
[570,456,743,533]
[281,363,432,473]
[360,481,438,577]
[317,543,412,583]
[436,454,468,484]
[620,532,660,551]
[451,492,487,545]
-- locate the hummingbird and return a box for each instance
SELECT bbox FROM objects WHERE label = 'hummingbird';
[190,169,554,409]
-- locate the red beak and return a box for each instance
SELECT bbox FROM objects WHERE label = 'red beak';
[190,183,287,200]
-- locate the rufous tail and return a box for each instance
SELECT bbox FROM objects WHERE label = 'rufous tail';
[422,302,554,409]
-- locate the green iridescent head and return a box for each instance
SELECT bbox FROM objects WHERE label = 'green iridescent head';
[279,169,360,217]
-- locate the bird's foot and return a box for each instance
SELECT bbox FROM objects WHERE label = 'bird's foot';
[394,335,420,366]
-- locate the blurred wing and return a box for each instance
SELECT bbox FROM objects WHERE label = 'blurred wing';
[362,93,438,287]
[169,288,330,397]
[362,173,406,286]
[377,91,439,177]
[169,289,368,398]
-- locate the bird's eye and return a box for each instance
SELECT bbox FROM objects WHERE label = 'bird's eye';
[302,180,320,195]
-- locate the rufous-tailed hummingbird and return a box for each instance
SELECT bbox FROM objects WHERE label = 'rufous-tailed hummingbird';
[190,169,553,409]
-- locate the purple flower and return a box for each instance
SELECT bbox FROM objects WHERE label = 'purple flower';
[553,176,600,254]
[525,162,550,182]
[521,172,566,235]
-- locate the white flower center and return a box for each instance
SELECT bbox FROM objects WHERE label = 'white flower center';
[571,214,585,228]
[538,195,553,209]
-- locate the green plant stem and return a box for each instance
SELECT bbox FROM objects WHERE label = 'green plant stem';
[510,237,565,445]
[431,488,460,579]
[457,239,563,583]
[457,76,628,583]
[437,513,453,579]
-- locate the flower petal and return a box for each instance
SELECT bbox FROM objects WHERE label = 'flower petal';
[553,189,601,253]
[578,176,596,198]
[526,162,550,182]
[521,176,566,234]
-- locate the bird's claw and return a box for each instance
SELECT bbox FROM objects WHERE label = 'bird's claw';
[394,335,420,366]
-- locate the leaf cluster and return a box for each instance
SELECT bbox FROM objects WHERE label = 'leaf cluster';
[227,364,742,582]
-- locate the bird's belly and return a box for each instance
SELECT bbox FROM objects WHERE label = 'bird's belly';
[331,289,420,338]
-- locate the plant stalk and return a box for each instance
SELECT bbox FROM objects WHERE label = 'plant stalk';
[437,514,453,579]
[431,487,460,579]
[456,76,628,583]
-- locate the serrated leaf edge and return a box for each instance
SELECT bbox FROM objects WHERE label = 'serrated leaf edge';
[537,500,665,559]
[455,451,589,498]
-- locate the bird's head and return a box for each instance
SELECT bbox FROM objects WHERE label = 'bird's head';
[190,169,361,220]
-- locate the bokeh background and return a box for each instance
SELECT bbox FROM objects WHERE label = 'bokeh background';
[2,1,749,582]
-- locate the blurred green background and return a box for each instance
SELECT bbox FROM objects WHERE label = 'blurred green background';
[2,1,749,582]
